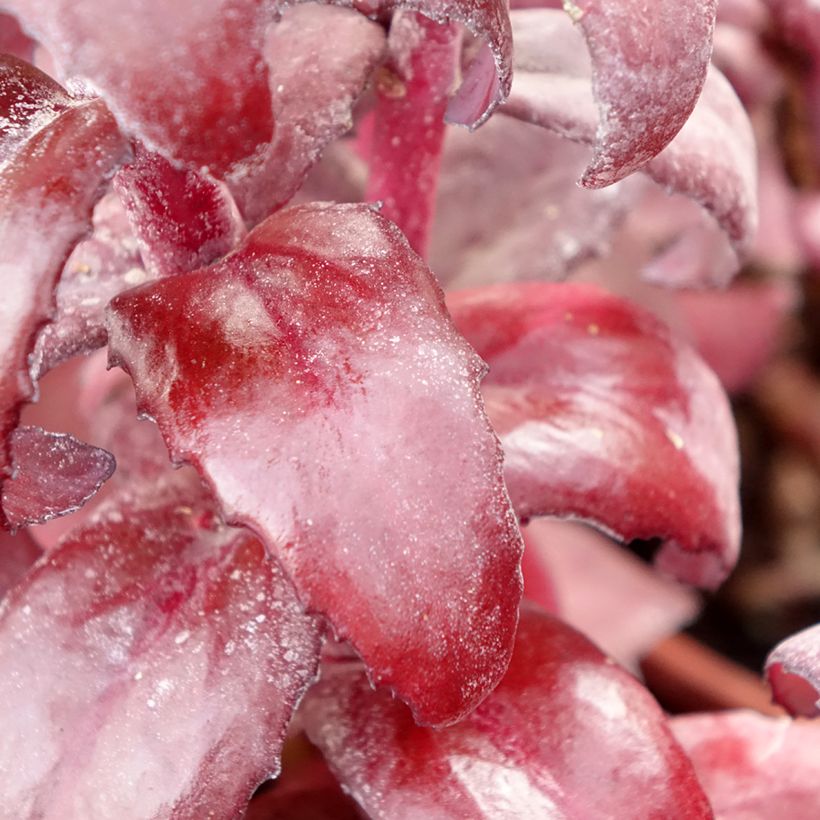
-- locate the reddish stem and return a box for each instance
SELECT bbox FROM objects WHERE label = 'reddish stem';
[364,13,460,258]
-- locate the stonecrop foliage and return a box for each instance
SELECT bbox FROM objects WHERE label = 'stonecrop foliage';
[2,0,820,817]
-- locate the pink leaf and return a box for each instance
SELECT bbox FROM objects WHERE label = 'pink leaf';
[227,4,385,226]
[3,0,273,175]
[523,518,700,668]
[766,623,820,717]
[106,202,524,727]
[448,282,741,588]
[0,481,322,817]
[429,116,646,289]
[31,193,147,377]
[0,56,126,524]
[364,13,460,257]
[114,145,245,277]
[571,0,716,186]
[672,710,820,819]
[302,606,712,819]
[505,10,756,256]
[2,426,115,530]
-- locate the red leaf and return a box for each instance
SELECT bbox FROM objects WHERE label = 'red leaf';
[364,13,460,257]
[106,202,524,727]
[227,4,385,226]
[448,282,741,589]
[302,606,712,819]
[4,0,273,174]
[504,10,756,259]
[2,426,115,530]
[0,12,35,60]
[0,528,40,598]
[766,623,820,717]
[672,710,820,819]
[114,146,245,277]
[0,480,322,817]
[0,56,126,523]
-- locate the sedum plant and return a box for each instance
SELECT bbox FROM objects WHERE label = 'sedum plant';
[1,0,820,817]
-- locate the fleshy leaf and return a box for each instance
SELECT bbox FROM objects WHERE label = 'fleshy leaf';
[555,0,716,186]
[0,482,322,818]
[106,202,524,727]
[2,426,115,530]
[523,518,699,668]
[0,11,35,60]
[302,606,712,819]
[505,10,756,255]
[114,145,245,277]
[448,282,741,588]
[3,0,273,174]
[672,710,820,819]
[0,528,40,598]
[429,116,646,289]
[765,622,820,717]
[31,193,147,377]
[0,56,127,524]
[227,4,385,226]
[363,12,460,257]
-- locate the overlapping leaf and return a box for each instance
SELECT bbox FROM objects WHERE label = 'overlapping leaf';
[302,606,712,818]
[227,4,385,226]
[448,282,741,588]
[4,0,273,174]
[0,477,323,818]
[504,10,756,259]
[114,146,245,277]
[0,56,126,525]
[107,202,524,727]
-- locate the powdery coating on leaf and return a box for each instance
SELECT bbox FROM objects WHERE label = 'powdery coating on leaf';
[227,4,385,227]
[302,606,712,819]
[1,426,115,530]
[107,202,524,728]
[429,116,646,289]
[0,55,127,524]
[3,0,273,174]
[563,0,716,187]
[364,12,460,257]
[31,193,148,377]
[504,10,756,257]
[114,146,245,278]
[522,519,699,668]
[0,487,322,819]
[0,528,40,598]
[285,0,513,127]
[448,282,741,589]
[765,622,820,717]
[672,710,820,819]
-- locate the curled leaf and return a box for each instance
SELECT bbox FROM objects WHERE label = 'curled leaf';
[448,282,741,588]
[505,10,756,258]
